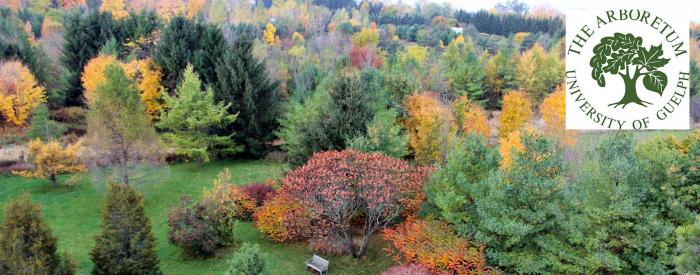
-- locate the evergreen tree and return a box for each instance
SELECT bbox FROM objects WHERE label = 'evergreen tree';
[425,134,500,237]
[157,65,240,163]
[26,104,65,141]
[227,243,267,275]
[90,183,161,275]
[676,216,700,274]
[473,133,587,273]
[347,108,409,159]
[83,64,161,185]
[193,25,226,86]
[61,10,120,106]
[0,195,76,275]
[214,23,281,157]
[442,38,486,104]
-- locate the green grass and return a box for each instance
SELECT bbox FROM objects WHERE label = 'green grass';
[0,160,394,275]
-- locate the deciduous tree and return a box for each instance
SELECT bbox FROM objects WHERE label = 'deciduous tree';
[540,85,577,145]
[283,150,431,258]
[83,64,161,185]
[498,90,531,137]
[0,60,45,126]
[20,139,85,187]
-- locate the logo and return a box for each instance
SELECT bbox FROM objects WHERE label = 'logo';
[566,4,690,130]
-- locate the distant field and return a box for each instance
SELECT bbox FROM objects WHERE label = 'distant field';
[0,160,393,275]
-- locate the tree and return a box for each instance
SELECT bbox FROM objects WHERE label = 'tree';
[83,64,161,185]
[676,216,700,274]
[20,139,85,187]
[443,37,486,103]
[157,65,239,163]
[90,183,161,274]
[516,43,563,104]
[498,129,524,168]
[214,23,281,156]
[452,96,490,138]
[0,195,76,275]
[590,33,670,108]
[99,0,128,20]
[81,54,119,104]
[474,133,586,273]
[262,23,277,45]
[0,60,45,126]
[253,194,314,243]
[405,93,455,165]
[540,85,577,145]
[347,108,409,158]
[283,150,431,258]
[61,10,120,106]
[227,243,267,275]
[26,104,65,141]
[424,134,500,237]
[498,90,532,137]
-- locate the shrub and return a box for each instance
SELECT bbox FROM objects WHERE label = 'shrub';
[49,107,87,124]
[227,243,267,275]
[202,169,257,226]
[241,181,277,207]
[283,150,432,257]
[0,195,77,275]
[381,264,432,275]
[382,218,493,274]
[253,194,314,243]
[167,196,222,257]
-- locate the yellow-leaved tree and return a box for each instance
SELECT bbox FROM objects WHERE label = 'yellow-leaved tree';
[263,23,278,45]
[499,90,532,137]
[0,61,46,126]
[405,93,455,165]
[452,96,490,138]
[540,85,577,146]
[18,139,85,187]
[82,54,119,103]
[99,0,128,20]
[82,57,164,120]
[499,129,524,168]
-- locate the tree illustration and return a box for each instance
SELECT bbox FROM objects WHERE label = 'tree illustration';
[590,33,670,108]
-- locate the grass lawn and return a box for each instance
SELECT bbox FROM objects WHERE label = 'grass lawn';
[0,160,394,275]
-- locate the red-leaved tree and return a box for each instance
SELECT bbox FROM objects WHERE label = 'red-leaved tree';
[282,149,431,258]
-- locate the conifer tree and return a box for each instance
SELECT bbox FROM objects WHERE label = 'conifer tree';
[27,104,65,141]
[83,64,161,185]
[0,195,76,275]
[90,183,161,275]
[214,23,281,157]
[157,65,239,162]
[227,243,267,275]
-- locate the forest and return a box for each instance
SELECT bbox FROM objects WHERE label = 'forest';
[1,0,700,274]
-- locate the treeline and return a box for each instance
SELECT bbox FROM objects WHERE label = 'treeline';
[456,9,563,36]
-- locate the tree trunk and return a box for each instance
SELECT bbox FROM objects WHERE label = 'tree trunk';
[609,74,650,108]
[50,174,57,187]
[341,229,355,257]
[355,233,372,258]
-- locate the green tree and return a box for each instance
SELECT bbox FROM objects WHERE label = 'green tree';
[83,64,161,185]
[227,243,267,275]
[347,108,409,159]
[0,195,76,275]
[90,183,161,275]
[61,10,120,106]
[214,23,281,157]
[26,104,65,141]
[590,33,671,108]
[157,65,239,163]
[424,134,499,237]
[442,38,486,104]
[676,216,700,274]
[473,133,587,273]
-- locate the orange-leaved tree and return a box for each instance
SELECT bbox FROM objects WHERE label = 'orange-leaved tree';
[499,90,532,137]
[99,0,128,20]
[452,96,490,138]
[81,55,119,104]
[0,61,46,126]
[382,218,495,274]
[499,129,524,168]
[540,85,577,146]
[253,193,315,243]
[405,93,455,165]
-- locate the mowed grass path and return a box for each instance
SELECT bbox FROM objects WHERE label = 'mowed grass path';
[0,160,393,275]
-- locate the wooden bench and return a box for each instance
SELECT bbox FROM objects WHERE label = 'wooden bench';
[305,254,329,275]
